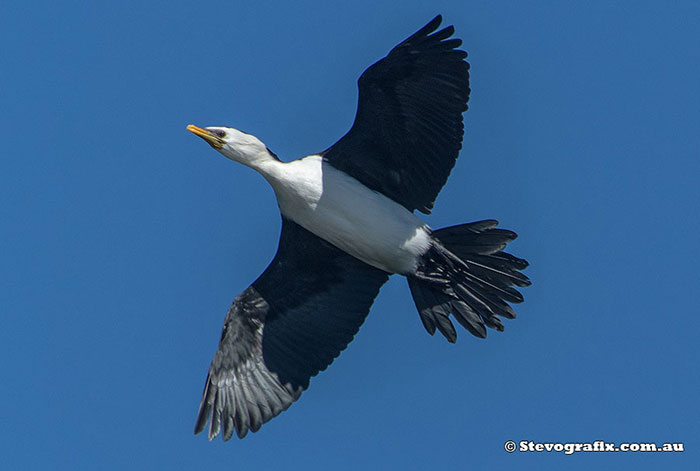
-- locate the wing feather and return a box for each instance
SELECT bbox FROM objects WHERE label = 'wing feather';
[323,15,470,214]
[194,219,389,439]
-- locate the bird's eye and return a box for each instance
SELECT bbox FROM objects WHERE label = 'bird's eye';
[215,130,226,138]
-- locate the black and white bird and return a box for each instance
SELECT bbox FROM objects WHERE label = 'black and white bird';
[187,15,529,441]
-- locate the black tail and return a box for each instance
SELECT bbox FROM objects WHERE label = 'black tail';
[407,220,530,342]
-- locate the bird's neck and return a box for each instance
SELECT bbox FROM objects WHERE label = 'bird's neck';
[228,148,280,176]
[241,151,286,184]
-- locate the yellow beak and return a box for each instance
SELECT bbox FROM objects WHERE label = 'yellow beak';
[187,124,225,149]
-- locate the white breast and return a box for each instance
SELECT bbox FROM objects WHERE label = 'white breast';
[263,155,431,274]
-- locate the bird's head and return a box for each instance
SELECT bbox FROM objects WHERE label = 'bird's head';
[187,124,275,167]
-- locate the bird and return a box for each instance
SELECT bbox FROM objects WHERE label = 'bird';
[186,15,530,441]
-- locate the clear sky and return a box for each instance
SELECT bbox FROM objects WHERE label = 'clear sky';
[2,1,698,469]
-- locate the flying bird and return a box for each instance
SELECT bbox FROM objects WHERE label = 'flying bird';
[187,15,530,441]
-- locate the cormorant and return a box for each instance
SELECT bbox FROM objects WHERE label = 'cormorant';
[187,15,530,440]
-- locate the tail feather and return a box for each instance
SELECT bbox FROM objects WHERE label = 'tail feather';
[464,257,531,287]
[408,220,530,342]
[407,280,455,341]
[432,220,517,254]
[451,299,488,338]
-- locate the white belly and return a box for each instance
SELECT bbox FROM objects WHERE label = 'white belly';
[265,155,431,274]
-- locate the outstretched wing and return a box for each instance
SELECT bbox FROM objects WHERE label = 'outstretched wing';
[322,15,470,214]
[194,219,390,440]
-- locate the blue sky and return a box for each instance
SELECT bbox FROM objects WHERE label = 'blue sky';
[2,1,698,469]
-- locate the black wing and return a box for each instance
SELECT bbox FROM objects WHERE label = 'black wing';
[194,219,389,440]
[322,15,470,214]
